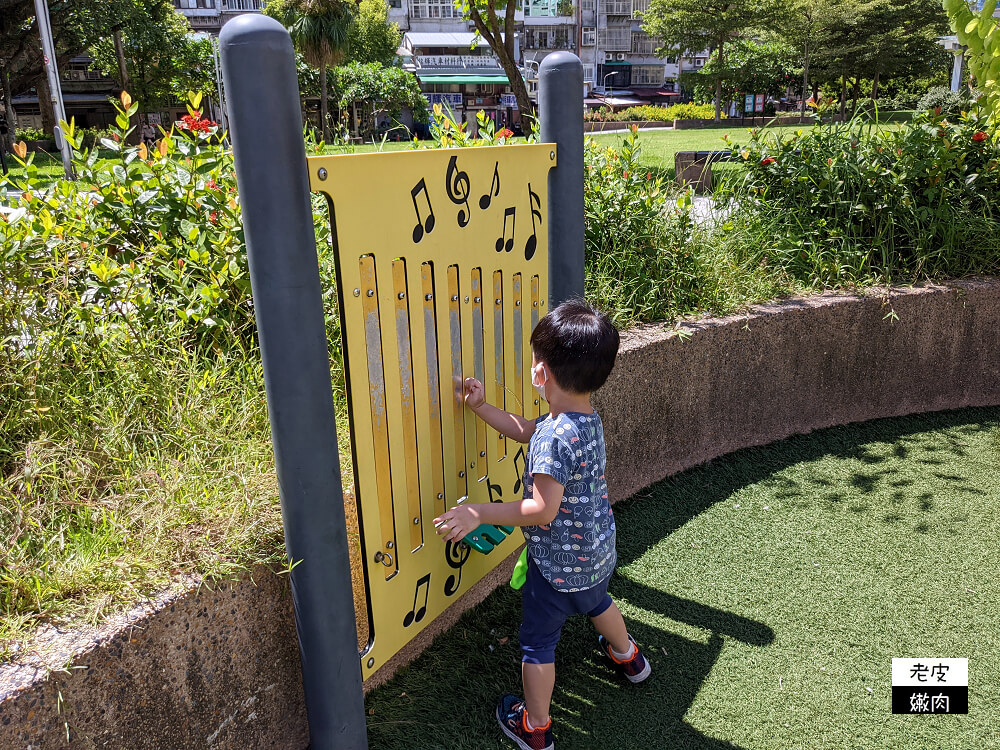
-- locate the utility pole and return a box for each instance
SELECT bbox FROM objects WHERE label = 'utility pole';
[33,0,73,179]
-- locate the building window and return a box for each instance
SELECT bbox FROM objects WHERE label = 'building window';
[598,28,630,51]
[598,0,630,15]
[411,0,456,18]
[597,63,630,89]
[524,26,571,49]
[582,27,596,46]
[388,0,402,7]
[631,31,655,54]
[581,0,594,8]
[583,64,596,82]
[631,0,649,17]
[631,65,663,86]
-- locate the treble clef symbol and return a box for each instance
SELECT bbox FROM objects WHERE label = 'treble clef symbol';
[444,539,471,596]
[446,154,471,228]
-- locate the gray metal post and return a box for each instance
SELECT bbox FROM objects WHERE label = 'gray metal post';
[539,52,585,307]
[219,15,368,750]
[33,0,72,180]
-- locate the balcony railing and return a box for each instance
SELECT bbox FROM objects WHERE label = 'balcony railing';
[222,0,262,10]
[414,54,503,70]
[631,34,656,54]
[599,0,631,15]
[598,29,631,51]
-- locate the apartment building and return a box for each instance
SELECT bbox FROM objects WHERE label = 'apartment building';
[173,0,265,36]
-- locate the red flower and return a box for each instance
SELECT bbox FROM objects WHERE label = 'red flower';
[207,179,219,190]
[761,157,776,166]
[973,131,988,142]
[623,170,629,178]
[496,127,514,139]
[209,211,218,225]
[645,172,651,180]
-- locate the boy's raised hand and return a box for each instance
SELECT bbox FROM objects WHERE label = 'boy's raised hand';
[433,504,481,544]
[464,377,486,409]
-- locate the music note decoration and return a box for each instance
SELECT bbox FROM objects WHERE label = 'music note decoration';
[403,573,431,627]
[512,445,526,495]
[446,155,472,228]
[443,539,471,597]
[479,161,501,210]
[410,178,435,243]
[525,183,542,260]
[496,207,516,253]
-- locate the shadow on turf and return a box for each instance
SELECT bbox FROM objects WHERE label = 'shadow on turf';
[364,407,999,749]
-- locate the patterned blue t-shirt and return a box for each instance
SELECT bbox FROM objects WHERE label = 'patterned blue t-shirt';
[521,411,616,592]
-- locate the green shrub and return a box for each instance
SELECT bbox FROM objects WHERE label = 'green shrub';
[14,127,47,141]
[916,86,973,118]
[718,111,1000,285]
[583,128,700,323]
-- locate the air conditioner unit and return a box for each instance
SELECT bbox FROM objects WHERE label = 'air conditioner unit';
[605,52,614,60]
[616,53,626,60]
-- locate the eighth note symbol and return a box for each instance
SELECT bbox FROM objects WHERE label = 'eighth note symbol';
[410,178,435,243]
[524,183,542,260]
[403,573,431,627]
[496,207,515,253]
[479,162,500,210]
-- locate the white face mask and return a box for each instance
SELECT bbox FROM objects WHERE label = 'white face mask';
[531,363,547,402]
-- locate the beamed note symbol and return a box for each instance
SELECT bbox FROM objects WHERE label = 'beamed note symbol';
[446,155,471,228]
[403,573,431,627]
[496,207,515,253]
[410,178,435,243]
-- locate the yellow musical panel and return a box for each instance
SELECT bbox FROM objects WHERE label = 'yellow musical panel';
[309,145,556,679]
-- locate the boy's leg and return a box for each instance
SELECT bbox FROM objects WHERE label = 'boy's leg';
[522,662,555,729]
[589,601,630,655]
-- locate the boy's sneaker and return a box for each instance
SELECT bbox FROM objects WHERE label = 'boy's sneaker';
[496,694,554,750]
[598,634,651,683]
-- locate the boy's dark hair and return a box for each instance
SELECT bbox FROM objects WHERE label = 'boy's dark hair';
[530,299,620,394]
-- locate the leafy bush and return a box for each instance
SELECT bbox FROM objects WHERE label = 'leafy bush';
[916,87,973,118]
[718,110,1000,285]
[585,102,718,123]
[14,127,47,141]
[584,128,700,323]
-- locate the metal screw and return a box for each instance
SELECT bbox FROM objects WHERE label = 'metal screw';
[515,300,521,306]
[413,517,420,525]
[425,293,433,301]
[397,292,405,300]
[533,301,538,307]
[368,657,375,668]
[534,399,539,405]
[451,295,459,302]
[549,151,555,161]
[367,289,374,297]
[459,471,465,478]
[318,167,328,180]
[437,493,443,499]
[480,451,486,457]
[386,541,394,549]
[353,288,361,297]
[464,296,470,303]
[470,461,475,469]
[495,298,502,305]
[541,300,546,306]
[474,296,481,303]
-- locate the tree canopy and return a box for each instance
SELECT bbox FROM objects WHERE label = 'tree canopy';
[346,0,402,67]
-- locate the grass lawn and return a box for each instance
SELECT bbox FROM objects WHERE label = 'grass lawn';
[365,406,1000,749]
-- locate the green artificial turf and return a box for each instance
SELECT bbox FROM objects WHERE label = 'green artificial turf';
[365,407,1000,749]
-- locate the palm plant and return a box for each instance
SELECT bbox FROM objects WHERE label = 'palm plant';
[267,0,354,140]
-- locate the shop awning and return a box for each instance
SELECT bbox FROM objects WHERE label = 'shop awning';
[632,89,681,98]
[417,74,509,84]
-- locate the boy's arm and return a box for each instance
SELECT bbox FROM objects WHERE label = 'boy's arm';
[433,474,563,543]
[464,377,536,444]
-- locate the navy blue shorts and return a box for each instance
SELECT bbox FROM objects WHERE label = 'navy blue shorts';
[519,558,613,664]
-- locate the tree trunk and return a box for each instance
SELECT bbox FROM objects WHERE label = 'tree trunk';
[850,76,860,117]
[320,66,328,141]
[36,73,56,136]
[468,6,535,120]
[113,27,130,92]
[0,65,16,153]
[871,70,880,102]
[800,45,810,118]
[838,73,847,119]
[714,41,724,122]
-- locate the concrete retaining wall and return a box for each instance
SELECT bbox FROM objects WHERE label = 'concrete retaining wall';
[3,279,999,748]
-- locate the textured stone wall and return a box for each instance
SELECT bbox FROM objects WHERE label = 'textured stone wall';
[2,279,998,748]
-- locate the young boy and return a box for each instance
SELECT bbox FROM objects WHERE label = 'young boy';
[433,299,650,750]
